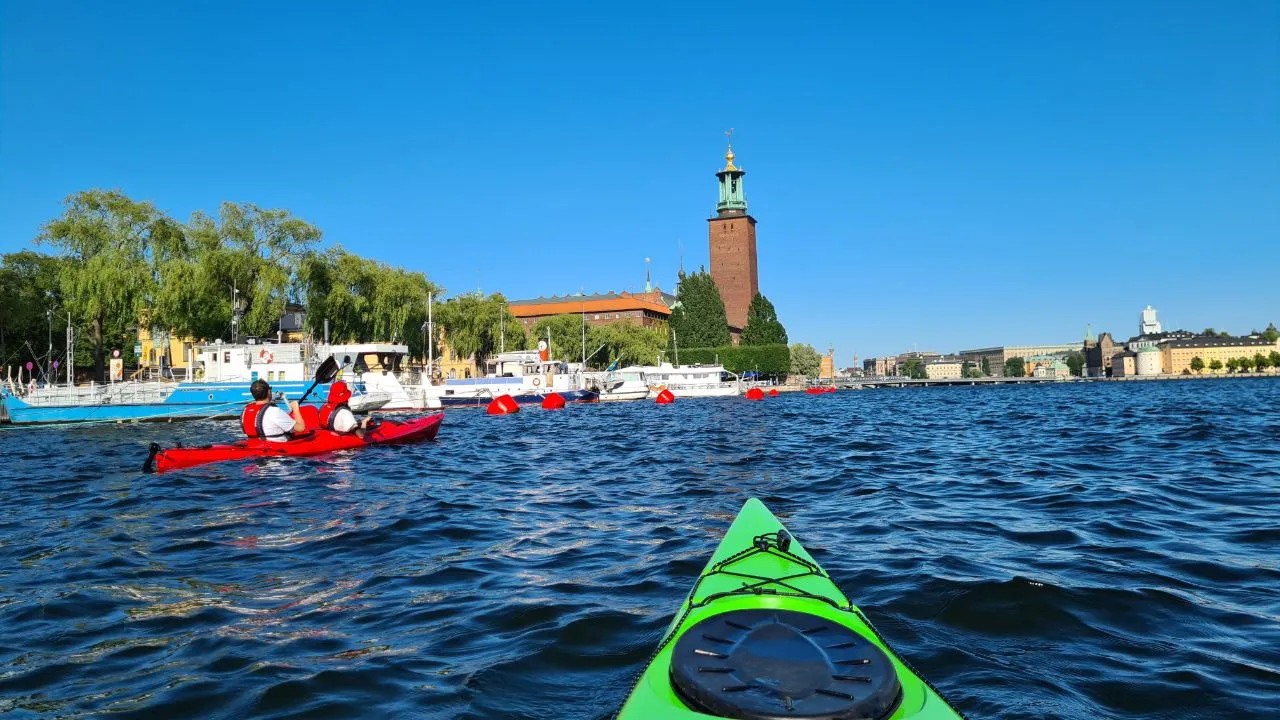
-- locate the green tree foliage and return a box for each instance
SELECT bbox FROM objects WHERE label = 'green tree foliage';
[740,293,788,346]
[1253,353,1269,372]
[1208,358,1223,372]
[587,322,668,369]
[789,343,821,377]
[672,344,789,376]
[1263,323,1279,343]
[1269,351,1280,369]
[171,202,321,338]
[1064,351,1085,377]
[436,293,524,367]
[1004,357,1027,377]
[527,314,587,362]
[980,356,991,376]
[899,358,926,379]
[1189,356,1205,373]
[1225,358,1239,373]
[0,251,67,370]
[297,248,441,358]
[38,190,172,375]
[669,271,730,349]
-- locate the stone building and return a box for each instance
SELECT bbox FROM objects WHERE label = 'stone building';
[708,137,759,341]
[924,356,964,379]
[959,343,1078,377]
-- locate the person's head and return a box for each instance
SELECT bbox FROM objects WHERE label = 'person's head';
[250,379,271,402]
[327,381,351,405]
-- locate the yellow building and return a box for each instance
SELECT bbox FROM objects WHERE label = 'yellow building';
[136,326,197,379]
[1162,336,1279,375]
[924,358,963,379]
[434,333,476,380]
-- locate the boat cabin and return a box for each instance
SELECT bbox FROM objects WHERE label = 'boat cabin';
[480,350,570,380]
[196,341,311,384]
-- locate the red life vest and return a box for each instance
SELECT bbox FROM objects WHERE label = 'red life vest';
[240,403,267,438]
[318,402,351,432]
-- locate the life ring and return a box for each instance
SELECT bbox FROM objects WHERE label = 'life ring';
[532,377,541,387]
[259,349,274,364]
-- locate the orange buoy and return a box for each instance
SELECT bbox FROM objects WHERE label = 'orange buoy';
[745,387,765,401]
[541,392,566,410]
[486,394,520,415]
[767,388,779,397]
[655,388,675,404]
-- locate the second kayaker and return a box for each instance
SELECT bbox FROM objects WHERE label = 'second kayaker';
[241,379,307,441]
[318,381,370,437]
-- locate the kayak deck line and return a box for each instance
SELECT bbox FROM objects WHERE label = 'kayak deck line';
[617,498,967,720]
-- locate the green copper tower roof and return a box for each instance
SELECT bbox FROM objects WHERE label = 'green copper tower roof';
[715,132,748,216]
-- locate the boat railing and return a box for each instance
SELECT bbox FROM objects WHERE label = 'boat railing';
[15,381,175,407]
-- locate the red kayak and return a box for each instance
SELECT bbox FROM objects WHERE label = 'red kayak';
[143,413,444,473]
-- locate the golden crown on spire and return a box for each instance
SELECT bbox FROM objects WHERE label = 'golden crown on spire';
[723,128,738,171]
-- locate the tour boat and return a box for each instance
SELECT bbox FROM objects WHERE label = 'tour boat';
[619,362,741,398]
[423,349,598,407]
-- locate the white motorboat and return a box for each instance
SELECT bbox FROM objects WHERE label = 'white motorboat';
[582,370,650,402]
[620,362,741,398]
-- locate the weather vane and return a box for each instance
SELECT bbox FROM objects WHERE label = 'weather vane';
[725,128,734,146]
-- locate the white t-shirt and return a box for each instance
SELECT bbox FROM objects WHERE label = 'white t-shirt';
[260,405,297,442]
[330,407,359,433]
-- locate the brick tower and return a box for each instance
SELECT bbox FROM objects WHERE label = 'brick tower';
[707,135,758,339]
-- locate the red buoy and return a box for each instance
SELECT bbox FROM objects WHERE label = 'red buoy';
[655,388,675,404]
[487,394,520,415]
[767,388,779,397]
[541,392,566,410]
[745,387,765,401]
[805,387,823,395]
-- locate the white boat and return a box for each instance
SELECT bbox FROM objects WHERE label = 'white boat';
[620,362,741,398]
[582,370,650,402]
[325,343,421,411]
[423,349,598,407]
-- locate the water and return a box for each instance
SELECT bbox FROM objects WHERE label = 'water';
[2,380,1278,719]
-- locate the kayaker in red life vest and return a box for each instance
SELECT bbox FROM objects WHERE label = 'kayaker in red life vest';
[241,379,306,441]
[319,381,371,437]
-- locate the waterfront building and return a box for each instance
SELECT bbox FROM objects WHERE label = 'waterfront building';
[708,135,759,340]
[924,356,963,379]
[958,343,1078,377]
[508,290,673,329]
[863,356,895,377]
[435,334,476,380]
[1161,336,1279,375]
[1136,346,1162,376]
[1083,331,1123,377]
[1112,352,1137,377]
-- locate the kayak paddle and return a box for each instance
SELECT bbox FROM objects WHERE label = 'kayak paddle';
[296,356,343,405]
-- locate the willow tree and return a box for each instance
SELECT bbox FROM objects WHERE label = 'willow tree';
[179,202,322,338]
[39,190,172,375]
[587,321,668,369]
[436,293,524,367]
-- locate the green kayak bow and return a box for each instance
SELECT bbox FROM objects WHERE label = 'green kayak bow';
[618,498,965,720]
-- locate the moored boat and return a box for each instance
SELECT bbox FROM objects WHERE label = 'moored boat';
[618,498,965,719]
[619,362,741,399]
[424,350,598,407]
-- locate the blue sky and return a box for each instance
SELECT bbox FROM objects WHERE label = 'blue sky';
[2,2,1276,361]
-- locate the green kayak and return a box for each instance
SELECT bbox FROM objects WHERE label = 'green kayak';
[618,498,966,720]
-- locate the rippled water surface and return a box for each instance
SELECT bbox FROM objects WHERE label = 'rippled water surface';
[2,380,1279,719]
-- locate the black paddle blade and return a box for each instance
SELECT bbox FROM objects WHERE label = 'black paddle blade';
[314,356,341,384]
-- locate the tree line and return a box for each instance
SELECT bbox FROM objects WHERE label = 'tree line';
[1,189,440,378]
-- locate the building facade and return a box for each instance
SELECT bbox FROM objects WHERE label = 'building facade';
[958,343,1078,377]
[707,139,759,338]
[508,290,672,329]
[1161,336,1279,375]
[924,356,963,379]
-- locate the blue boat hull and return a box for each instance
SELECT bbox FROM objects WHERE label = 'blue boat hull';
[1,381,331,425]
